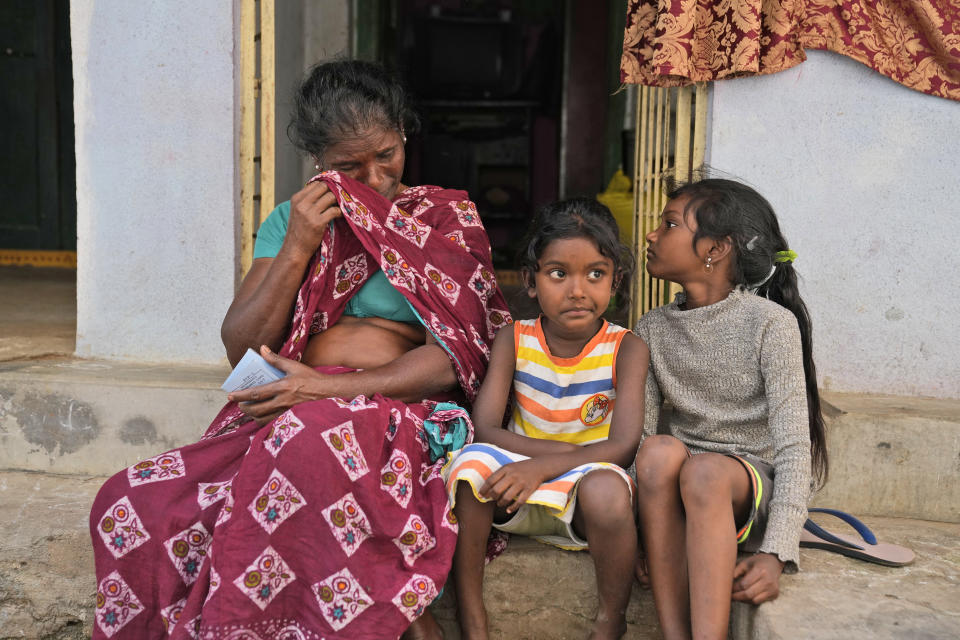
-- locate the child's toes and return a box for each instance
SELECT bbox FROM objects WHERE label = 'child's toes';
[634,556,650,589]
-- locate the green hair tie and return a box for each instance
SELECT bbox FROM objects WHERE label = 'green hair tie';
[775,250,797,263]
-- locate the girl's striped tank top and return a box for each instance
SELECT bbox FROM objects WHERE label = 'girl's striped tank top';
[508,317,630,445]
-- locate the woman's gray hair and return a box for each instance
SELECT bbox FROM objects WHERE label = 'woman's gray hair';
[287,59,420,160]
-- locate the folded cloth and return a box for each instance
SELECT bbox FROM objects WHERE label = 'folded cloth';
[443,442,634,520]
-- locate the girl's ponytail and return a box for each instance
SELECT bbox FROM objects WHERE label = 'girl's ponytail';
[761,262,829,487]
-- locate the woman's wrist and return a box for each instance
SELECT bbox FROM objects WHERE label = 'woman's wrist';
[277,237,318,265]
[298,368,330,402]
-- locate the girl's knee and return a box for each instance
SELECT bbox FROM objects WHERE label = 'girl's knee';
[578,471,633,523]
[454,480,481,505]
[635,435,687,490]
[453,481,497,532]
[678,453,731,508]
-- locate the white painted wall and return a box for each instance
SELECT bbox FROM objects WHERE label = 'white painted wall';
[71,1,238,364]
[709,50,959,399]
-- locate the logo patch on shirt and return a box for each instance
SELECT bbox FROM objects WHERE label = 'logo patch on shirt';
[580,394,611,426]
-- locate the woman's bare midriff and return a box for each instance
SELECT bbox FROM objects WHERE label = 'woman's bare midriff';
[302,315,427,370]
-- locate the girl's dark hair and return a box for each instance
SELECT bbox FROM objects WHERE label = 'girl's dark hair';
[667,177,828,486]
[518,197,635,312]
[288,59,420,161]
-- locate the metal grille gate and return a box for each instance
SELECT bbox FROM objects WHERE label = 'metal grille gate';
[628,83,709,326]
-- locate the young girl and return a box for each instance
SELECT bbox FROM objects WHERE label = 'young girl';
[443,198,649,640]
[633,178,828,640]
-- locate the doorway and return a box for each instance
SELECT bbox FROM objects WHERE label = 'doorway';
[0,0,76,254]
[0,0,77,359]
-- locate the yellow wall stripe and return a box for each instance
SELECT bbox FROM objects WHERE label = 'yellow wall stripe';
[0,250,77,268]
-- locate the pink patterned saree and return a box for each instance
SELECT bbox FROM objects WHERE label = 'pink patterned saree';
[89,173,511,639]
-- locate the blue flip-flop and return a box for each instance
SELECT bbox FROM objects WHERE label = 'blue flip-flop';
[800,508,915,567]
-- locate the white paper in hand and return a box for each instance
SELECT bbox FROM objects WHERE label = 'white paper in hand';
[221,348,286,392]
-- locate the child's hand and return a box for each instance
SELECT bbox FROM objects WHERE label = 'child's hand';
[479,459,547,513]
[731,552,785,604]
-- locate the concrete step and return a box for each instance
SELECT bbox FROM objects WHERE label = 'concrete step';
[0,357,229,475]
[431,518,960,639]
[2,470,957,640]
[814,391,960,523]
[3,359,959,525]
[731,515,960,640]
[431,536,660,639]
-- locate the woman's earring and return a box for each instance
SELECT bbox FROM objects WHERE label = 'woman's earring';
[704,256,713,273]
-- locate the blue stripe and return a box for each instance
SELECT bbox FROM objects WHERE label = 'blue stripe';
[457,444,616,485]
[458,443,521,467]
[546,463,610,483]
[547,467,584,483]
[514,370,612,399]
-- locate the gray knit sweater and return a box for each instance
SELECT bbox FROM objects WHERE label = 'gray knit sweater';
[634,288,811,569]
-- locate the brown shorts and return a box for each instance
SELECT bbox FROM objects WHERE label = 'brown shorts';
[727,454,774,553]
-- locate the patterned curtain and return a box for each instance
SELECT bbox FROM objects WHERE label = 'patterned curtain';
[620,0,960,101]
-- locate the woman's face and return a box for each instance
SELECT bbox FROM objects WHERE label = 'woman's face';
[320,126,405,200]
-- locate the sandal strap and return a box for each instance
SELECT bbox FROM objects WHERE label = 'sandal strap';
[805,507,878,548]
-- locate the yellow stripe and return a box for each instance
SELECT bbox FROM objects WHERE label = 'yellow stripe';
[735,458,764,544]
[516,346,616,375]
[513,412,610,444]
[0,250,76,268]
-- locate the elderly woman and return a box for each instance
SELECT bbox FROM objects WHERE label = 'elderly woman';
[90,60,510,639]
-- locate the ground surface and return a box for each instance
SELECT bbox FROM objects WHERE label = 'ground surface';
[1,470,957,639]
[0,267,75,362]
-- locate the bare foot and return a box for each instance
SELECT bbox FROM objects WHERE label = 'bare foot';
[587,617,628,640]
[401,609,444,640]
[634,552,650,590]
[457,608,490,640]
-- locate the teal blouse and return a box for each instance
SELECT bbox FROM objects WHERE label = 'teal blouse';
[254,201,419,323]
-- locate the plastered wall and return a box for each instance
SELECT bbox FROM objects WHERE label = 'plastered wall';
[709,51,959,399]
[71,1,238,364]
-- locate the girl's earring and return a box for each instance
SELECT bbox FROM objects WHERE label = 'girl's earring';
[704,256,713,273]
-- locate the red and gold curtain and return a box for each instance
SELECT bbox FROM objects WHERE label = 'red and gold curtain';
[620,0,960,101]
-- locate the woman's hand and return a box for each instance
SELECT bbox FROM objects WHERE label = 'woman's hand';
[284,180,343,259]
[731,552,785,604]
[228,346,328,425]
[480,459,550,514]
[221,181,342,366]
